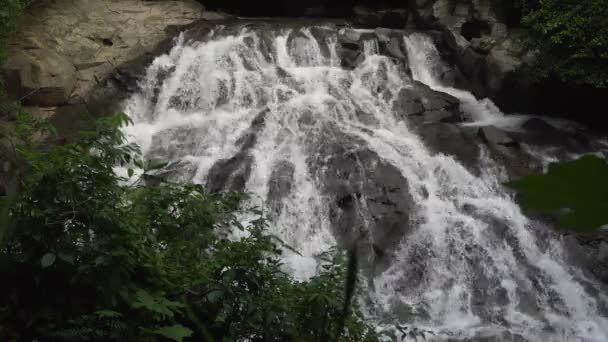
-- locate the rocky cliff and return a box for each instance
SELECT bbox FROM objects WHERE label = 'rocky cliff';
[1,0,594,125]
[3,0,228,129]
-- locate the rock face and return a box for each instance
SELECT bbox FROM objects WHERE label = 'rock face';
[3,0,225,119]
[564,230,608,286]
[308,127,414,273]
[267,160,295,218]
[5,49,77,106]
[412,0,535,111]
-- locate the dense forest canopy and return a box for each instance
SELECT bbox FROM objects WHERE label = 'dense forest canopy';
[523,0,608,87]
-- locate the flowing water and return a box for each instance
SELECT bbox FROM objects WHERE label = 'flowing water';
[123,25,608,341]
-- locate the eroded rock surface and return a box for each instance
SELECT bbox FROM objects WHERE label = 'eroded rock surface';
[4,0,225,114]
[306,126,414,273]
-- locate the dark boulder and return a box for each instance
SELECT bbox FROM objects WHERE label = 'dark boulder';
[521,117,557,132]
[267,160,295,217]
[477,125,534,178]
[392,82,483,172]
[510,118,601,178]
[564,230,608,287]
[418,122,481,172]
[379,36,408,60]
[307,126,413,273]
[393,88,425,117]
[338,44,365,70]
[206,152,254,193]
[478,125,518,148]
[148,126,205,162]
[392,81,463,124]
[206,109,269,192]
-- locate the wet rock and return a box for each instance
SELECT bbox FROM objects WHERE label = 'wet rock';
[287,30,315,65]
[145,159,199,185]
[374,28,403,43]
[309,26,334,59]
[267,160,295,217]
[206,108,269,193]
[564,230,608,286]
[459,46,488,96]
[308,127,413,273]
[521,117,557,133]
[148,126,204,161]
[515,118,591,155]
[337,44,365,70]
[413,0,536,100]
[206,152,254,193]
[4,0,209,108]
[477,125,537,178]
[478,126,517,147]
[235,108,268,150]
[392,88,425,117]
[418,122,481,171]
[393,82,463,124]
[338,28,361,46]
[379,36,408,60]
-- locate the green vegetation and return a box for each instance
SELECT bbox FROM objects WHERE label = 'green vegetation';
[522,0,608,87]
[0,0,26,54]
[508,155,608,233]
[0,113,381,341]
[1,0,35,113]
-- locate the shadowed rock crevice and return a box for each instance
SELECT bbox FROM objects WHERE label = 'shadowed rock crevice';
[461,19,491,41]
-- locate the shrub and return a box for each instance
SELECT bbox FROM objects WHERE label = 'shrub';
[0,113,380,341]
[522,0,608,87]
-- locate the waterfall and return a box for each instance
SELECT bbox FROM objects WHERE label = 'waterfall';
[123,25,608,341]
[403,33,528,130]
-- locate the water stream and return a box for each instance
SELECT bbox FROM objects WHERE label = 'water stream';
[123,25,608,341]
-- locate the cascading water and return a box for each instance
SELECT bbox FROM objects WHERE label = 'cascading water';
[123,24,608,341]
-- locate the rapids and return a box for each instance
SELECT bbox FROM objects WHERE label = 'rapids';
[123,24,608,341]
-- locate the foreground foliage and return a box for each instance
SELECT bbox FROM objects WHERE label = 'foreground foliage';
[508,155,608,233]
[0,113,379,341]
[522,0,608,87]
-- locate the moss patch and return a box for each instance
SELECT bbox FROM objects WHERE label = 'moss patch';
[508,155,608,233]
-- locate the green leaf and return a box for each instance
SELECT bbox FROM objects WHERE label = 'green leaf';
[132,289,183,318]
[152,325,193,342]
[41,253,56,268]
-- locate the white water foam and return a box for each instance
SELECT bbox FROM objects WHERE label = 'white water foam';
[123,26,608,341]
[403,34,531,130]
